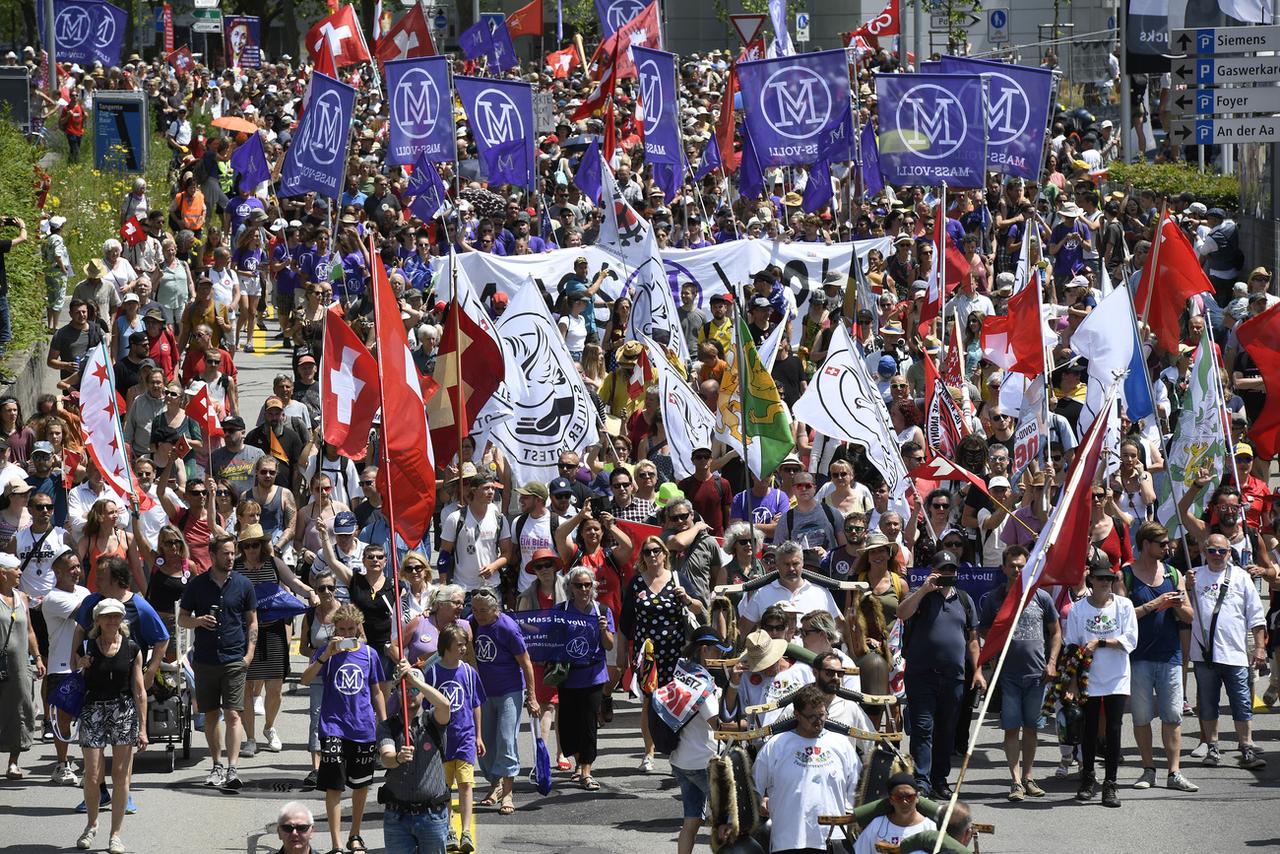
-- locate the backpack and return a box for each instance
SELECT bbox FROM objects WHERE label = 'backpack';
[646,697,691,756]
[784,503,841,547]
[1121,564,1181,599]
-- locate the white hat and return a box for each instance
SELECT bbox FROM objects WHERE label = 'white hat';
[988,476,1012,490]
[49,215,67,230]
[92,598,127,619]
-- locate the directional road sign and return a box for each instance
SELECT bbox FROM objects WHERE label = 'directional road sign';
[1171,56,1280,85]
[1172,25,1280,55]
[1168,116,1280,145]
[191,7,221,32]
[1177,86,1280,116]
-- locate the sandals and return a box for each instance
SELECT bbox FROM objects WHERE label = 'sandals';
[477,794,500,807]
[347,836,368,853]
[580,775,600,791]
[555,758,572,771]
[498,800,516,815]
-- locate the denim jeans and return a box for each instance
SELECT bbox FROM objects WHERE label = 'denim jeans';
[478,690,522,781]
[383,804,449,854]
[905,669,965,790]
[0,293,11,362]
[1195,661,1253,722]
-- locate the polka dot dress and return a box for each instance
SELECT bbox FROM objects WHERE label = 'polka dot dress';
[627,573,686,688]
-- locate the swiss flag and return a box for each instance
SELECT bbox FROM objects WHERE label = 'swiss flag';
[741,38,767,61]
[980,281,1047,376]
[506,0,543,38]
[322,305,380,458]
[370,245,435,548]
[547,46,580,79]
[908,449,989,497]
[1135,212,1212,354]
[184,385,224,439]
[166,46,193,76]
[375,4,436,66]
[306,5,372,69]
[573,36,620,121]
[120,216,146,247]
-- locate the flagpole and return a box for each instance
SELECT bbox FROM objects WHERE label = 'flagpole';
[931,383,1122,854]
[936,181,948,343]
[731,298,757,551]
[1137,202,1169,335]
[1203,319,1242,491]
[368,233,412,744]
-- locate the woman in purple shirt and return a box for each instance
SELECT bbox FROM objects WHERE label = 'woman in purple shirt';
[231,228,265,353]
[557,566,615,792]
[469,588,539,815]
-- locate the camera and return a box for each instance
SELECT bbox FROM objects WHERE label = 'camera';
[0,216,16,227]
[936,576,958,587]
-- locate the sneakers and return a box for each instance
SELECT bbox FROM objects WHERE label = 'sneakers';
[263,728,283,753]
[75,826,96,850]
[1168,771,1200,792]
[1022,778,1046,798]
[1133,767,1156,789]
[42,719,53,742]
[1203,744,1223,767]
[1101,781,1121,808]
[241,739,257,758]
[220,766,243,792]
[1239,745,1267,770]
[108,834,126,854]
[639,755,654,772]
[1076,774,1097,801]
[1182,700,1195,716]
[204,764,226,788]
[458,830,476,854]
[76,785,112,812]
[1055,757,1076,779]
[254,695,266,716]
[1007,782,1025,802]
[125,795,137,815]
[446,828,459,852]
[1189,741,1209,759]
[52,762,80,786]
[1264,686,1280,708]
[302,770,317,790]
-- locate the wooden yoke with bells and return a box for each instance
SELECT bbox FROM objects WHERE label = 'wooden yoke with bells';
[815,796,995,854]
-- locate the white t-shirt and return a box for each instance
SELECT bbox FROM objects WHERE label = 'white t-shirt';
[1063,595,1138,696]
[512,511,556,594]
[1189,564,1265,668]
[41,584,90,674]
[442,504,511,591]
[752,729,861,847]
[736,661,814,728]
[740,579,839,624]
[853,814,938,854]
[305,455,363,507]
[14,525,70,598]
[670,691,720,771]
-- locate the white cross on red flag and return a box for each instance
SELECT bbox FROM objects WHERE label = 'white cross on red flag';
[321,304,379,458]
[306,5,372,69]
[184,383,224,440]
[120,216,146,247]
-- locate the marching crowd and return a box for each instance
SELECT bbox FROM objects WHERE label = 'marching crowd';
[0,21,1277,854]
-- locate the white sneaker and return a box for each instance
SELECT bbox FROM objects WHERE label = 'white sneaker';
[1189,741,1209,759]
[639,755,654,772]
[1054,759,1074,779]
[204,764,226,788]
[254,695,266,716]
[241,739,257,758]
[53,762,80,786]
[263,728,282,753]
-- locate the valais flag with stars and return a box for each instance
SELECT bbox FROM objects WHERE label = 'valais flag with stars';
[321,305,379,459]
[306,5,371,68]
[371,250,435,548]
[79,343,154,511]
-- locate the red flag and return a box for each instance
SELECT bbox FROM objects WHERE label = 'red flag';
[547,46,580,78]
[716,64,740,174]
[573,36,620,121]
[922,350,968,456]
[507,0,543,38]
[374,4,436,66]
[120,216,146,247]
[1135,212,1211,354]
[1235,301,1280,460]
[853,0,900,38]
[603,100,618,161]
[980,282,1046,376]
[370,250,435,547]
[598,0,660,80]
[166,45,193,76]
[740,38,767,61]
[978,390,1112,666]
[427,295,504,469]
[626,348,653,399]
[184,385,224,439]
[306,5,372,69]
[909,449,989,497]
[321,305,380,458]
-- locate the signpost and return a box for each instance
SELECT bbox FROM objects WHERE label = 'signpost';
[191,8,221,33]
[192,0,218,8]
[795,12,810,44]
[988,7,1009,44]
[1169,117,1280,145]
[1176,87,1280,116]
[1170,56,1280,85]
[1172,25,1280,55]
[729,13,766,46]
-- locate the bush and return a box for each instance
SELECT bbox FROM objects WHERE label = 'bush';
[1105,160,1240,209]
[0,120,48,362]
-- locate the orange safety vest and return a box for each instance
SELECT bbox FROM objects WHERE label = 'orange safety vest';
[177,189,206,230]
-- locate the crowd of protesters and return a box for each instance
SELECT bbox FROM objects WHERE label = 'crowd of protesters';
[0,20,1276,854]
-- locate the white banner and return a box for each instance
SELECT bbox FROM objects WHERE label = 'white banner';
[793,324,908,490]
[643,335,716,480]
[490,276,599,485]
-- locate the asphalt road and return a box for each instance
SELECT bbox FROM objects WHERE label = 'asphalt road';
[3,316,1278,853]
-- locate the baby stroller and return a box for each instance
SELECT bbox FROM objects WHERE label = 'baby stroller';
[145,627,193,771]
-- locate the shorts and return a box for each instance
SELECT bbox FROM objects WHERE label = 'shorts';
[275,289,296,319]
[444,759,475,788]
[46,275,67,313]
[79,697,140,748]
[193,659,248,712]
[672,765,711,820]
[317,735,377,791]
[240,274,261,297]
[1129,659,1183,726]
[1194,661,1252,723]
[999,675,1047,731]
[30,606,49,659]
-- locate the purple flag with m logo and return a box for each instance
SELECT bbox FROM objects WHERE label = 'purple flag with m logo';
[737,49,853,167]
[875,72,987,189]
[456,76,537,191]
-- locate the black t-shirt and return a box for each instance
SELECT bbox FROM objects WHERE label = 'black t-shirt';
[50,321,103,378]
[771,354,805,409]
[114,356,144,396]
[0,238,11,296]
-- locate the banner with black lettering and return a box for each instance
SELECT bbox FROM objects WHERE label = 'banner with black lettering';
[385,57,457,166]
[875,72,987,188]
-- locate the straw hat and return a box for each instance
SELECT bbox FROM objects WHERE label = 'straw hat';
[742,629,788,673]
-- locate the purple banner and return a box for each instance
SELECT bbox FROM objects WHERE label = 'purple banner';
[460,19,493,61]
[45,0,127,69]
[455,76,536,190]
[860,119,883,197]
[513,608,603,664]
[491,19,518,72]
[875,72,987,189]
[280,73,356,199]
[934,56,1054,182]
[633,46,681,167]
[595,0,648,37]
[224,15,261,68]
[385,57,456,166]
[907,565,1003,606]
[737,48,852,167]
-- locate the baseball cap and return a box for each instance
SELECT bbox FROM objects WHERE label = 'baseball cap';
[92,598,127,619]
[548,477,574,496]
[296,354,317,366]
[933,551,960,571]
[988,476,1011,490]
[333,511,358,535]
[1235,442,1254,458]
[265,396,285,410]
[31,441,54,456]
[749,296,772,311]
[877,355,897,376]
[689,626,733,653]
[221,416,246,432]
[516,480,550,500]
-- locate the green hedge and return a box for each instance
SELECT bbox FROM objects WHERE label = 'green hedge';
[0,120,47,363]
[1106,161,1240,209]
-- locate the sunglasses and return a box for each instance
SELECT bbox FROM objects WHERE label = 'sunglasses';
[1204,547,1230,556]
[637,471,656,478]
[831,471,851,478]
[531,562,555,571]
[642,546,664,555]
[31,504,54,512]
[943,540,965,549]
[315,485,333,493]
[317,585,336,593]
[280,824,312,833]
[890,383,908,389]
[891,791,918,803]
[612,481,632,488]
[760,622,786,632]
[931,502,950,509]
[572,582,593,589]
[366,554,387,562]
[188,489,207,497]
[164,391,181,398]
[216,490,231,498]
[669,513,690,522]
[163,539,183,547]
